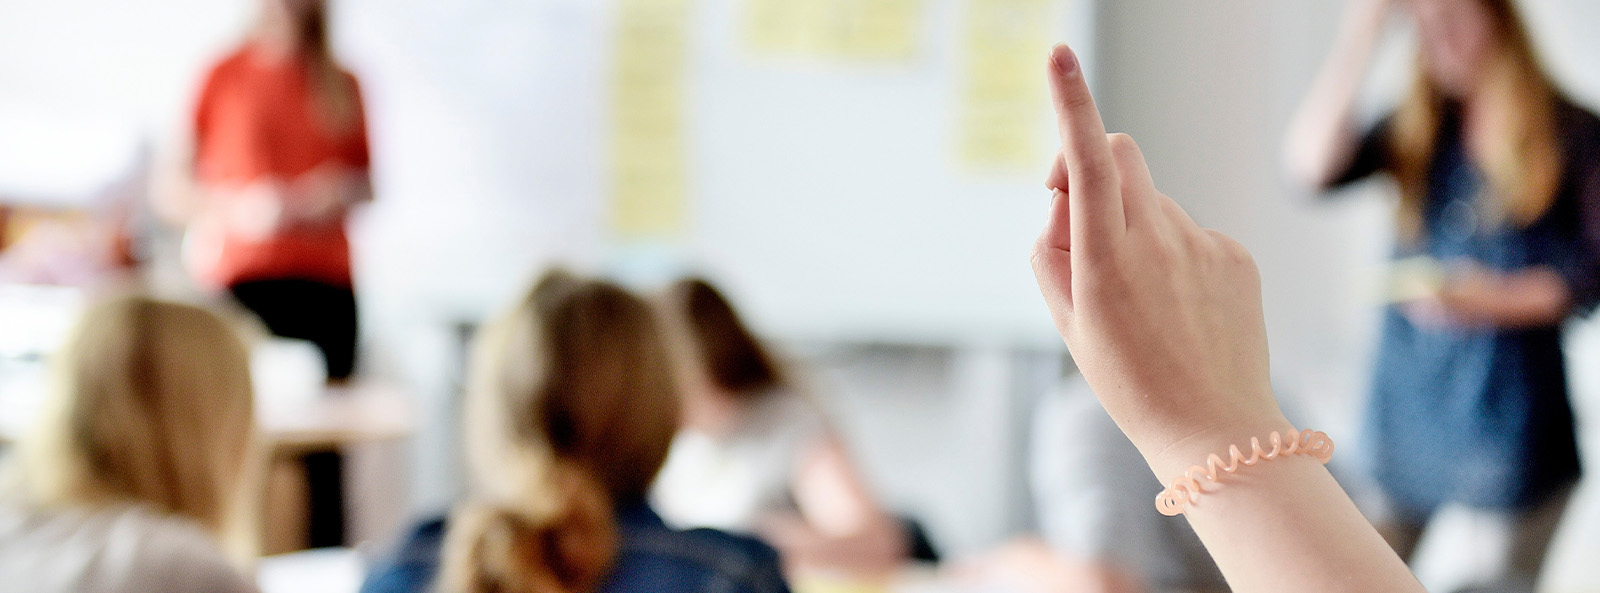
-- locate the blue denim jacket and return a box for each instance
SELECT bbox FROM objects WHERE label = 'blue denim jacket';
[360,502,790,593]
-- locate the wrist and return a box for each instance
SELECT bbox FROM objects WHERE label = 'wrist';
[1140,411,1297,485]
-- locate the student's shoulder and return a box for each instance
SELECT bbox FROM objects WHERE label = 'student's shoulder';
[115,508,257,593]
[1559,99,1600,149]
[745,388,830,434]
[681,525,784,568]
[0,504,257,593]
[359,515,449,593]
[197,45,258,88]
[618,525,789,593]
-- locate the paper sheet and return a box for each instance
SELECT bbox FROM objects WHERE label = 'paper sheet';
[745,0,811,53]
[1384,255,1445,304]
[744,0,923,60]
[956,0,1057,169]
[611,0,692,238]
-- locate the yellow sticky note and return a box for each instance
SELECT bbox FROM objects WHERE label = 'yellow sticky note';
[611,0,692,239]
[1384,256,1445,304]
[810,0,921,59]
[745,0,923,61]
[957,0,1058,170]
[745,0,812,53]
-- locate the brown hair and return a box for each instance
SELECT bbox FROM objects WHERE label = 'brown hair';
[13,296,258,560]
[664,278,785,398]
[1390,0,1562,240]
[442,271,681,593]
[259,0,361,134]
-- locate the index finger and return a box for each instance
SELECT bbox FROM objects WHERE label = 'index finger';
[1047,44,1123,250]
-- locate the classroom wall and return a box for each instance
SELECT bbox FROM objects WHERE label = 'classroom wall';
[1096,0,1392,433]
[6,0,1600,573]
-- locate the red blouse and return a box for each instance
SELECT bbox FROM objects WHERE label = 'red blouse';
[190,45,369,288]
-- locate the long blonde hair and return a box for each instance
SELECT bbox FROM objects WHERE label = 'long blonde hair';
[442,271,681,593]
[12,296,258,559]
[1391,0,1562,239]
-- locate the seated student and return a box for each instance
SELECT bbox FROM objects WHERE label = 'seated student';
[649,278,911,575]
[1032,43,1424,592]
[361,271,790,593]
[0,296,259,593]
[954,376,1223,593]
[975,374,1339,593]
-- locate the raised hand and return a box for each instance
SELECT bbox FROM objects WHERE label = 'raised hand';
[1032,43,1426,593]
[1030,44,1288,477]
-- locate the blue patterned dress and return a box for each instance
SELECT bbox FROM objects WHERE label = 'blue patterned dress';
[1332,99,1600,517]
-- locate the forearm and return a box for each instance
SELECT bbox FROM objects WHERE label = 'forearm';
[1441,267,1572,328]
[283,169,371,225]
[1492,270,1571,327]
[1283,0,1390,188]
[345,172,374,204]
[1141,418,1424,593]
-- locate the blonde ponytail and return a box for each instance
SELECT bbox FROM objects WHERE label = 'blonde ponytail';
[442,271,680,593]
[442,465,616,593]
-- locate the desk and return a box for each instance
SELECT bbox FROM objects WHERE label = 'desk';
[0,286,417,554]
[0,368,416,555]
[253,384,416,555]
[257,384,416,452]
[0,372,415,450]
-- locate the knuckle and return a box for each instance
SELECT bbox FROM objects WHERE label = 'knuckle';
[1082,265,1133,302]
[1106,133,1139,155]
[1206,230,1256,265]
[1074,243,1114,267]
[1107,134,1146,169]
[1181,227,1210,252]
[1071,153,1117,185]
[1030,240,1068,271]
[1045,152,1070,189]
[1159,235,1187,264]
[1158,195,1190,222]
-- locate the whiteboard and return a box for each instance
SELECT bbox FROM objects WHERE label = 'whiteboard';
[671,0,1097,345]
[338,0,1096,345]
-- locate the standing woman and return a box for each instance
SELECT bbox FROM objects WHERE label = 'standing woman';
[152,0,372,549]
[158,0,371,384]
[1285,0,1600,588]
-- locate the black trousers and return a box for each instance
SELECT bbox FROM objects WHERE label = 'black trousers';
[230,278,358,380]
[230,278,358,548]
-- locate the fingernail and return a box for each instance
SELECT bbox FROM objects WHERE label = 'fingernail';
[1051,44,1079,76]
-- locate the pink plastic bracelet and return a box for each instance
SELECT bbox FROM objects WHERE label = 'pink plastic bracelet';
[1155,429,1335,516]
